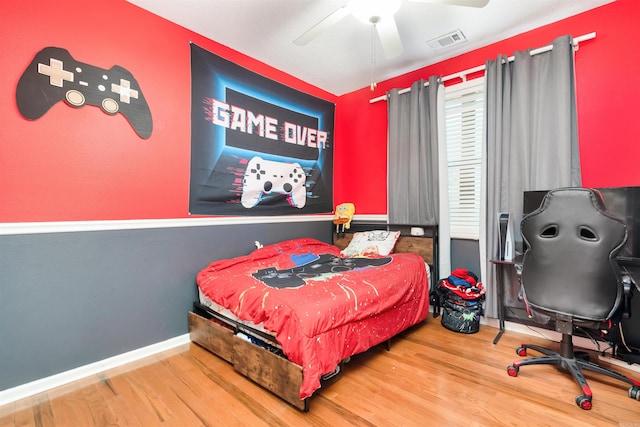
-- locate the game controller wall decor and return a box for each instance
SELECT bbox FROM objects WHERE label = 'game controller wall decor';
[16,47,152,139]
[241,157,306,209]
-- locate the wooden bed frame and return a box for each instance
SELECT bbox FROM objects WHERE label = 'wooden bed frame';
[188,223,437,411]
[332,223,438,281]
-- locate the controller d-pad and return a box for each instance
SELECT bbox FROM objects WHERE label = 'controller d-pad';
[250,163,266,180]
[111,79,139,104]
[264,181,273,192]
[38,58,73,87]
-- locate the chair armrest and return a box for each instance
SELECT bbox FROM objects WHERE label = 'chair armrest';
[621,273,634,319]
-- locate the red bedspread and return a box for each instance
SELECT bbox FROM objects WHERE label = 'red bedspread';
[196,238,430,399]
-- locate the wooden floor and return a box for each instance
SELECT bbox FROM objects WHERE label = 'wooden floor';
[2,316,639,427]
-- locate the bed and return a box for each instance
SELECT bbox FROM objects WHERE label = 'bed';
[188,227,434,411]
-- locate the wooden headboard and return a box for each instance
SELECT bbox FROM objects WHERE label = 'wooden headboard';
[332,223,438,281]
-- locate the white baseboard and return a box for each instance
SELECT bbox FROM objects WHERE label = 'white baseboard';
[0,334,191,407]
[599,353,640,374]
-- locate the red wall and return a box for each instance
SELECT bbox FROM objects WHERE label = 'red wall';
[0,0,337,222]
[2,1,638,222]
[334,0,640,214]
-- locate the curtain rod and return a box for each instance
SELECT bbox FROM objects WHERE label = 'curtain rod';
[369,32,596,104]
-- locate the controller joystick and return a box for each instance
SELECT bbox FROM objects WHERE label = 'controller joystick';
[241,157,306,208]
[16,46,152,139]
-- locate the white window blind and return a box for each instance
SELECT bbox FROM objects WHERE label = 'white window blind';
[444,79,484,240]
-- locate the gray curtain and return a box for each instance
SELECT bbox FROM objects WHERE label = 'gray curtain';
[483,35,581,318]
[388,76,441,225]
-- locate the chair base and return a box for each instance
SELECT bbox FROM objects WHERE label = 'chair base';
[507,333,640,410]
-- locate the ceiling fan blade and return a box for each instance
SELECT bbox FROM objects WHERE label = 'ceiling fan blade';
[294,5,350,46]
[409,0,490,7]
[376,16,404,59]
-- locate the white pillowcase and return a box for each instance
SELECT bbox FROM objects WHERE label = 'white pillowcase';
[340,230,401,257]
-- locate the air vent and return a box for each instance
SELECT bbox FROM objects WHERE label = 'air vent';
[427,29,467,50]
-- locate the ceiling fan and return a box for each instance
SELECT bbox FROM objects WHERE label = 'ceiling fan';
[294,0,490,59]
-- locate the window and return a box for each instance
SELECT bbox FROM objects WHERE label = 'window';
[444,78,484,240]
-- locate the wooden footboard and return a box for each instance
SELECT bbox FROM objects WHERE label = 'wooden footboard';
[188,311,308,411]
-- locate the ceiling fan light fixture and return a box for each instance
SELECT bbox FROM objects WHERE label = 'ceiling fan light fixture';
[349,0,402,24]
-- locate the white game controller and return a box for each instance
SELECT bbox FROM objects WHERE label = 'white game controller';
[241,157,306,208]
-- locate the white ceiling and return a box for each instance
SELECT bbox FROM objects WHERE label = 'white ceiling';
[126,0,614,95]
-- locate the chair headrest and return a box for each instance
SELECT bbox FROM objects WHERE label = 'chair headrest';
[520,187,627,321]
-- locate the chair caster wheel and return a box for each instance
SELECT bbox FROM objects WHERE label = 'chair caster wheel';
[516,346,527,356]
[507,365,518,377]
[629,387,640,400]
[576,395,592,410]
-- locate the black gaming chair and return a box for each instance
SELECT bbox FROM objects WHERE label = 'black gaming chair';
[507,187,640,409]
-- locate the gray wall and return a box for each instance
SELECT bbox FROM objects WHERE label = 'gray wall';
[0,221,331,391]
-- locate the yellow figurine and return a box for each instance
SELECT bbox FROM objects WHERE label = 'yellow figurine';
[333,203,355,235]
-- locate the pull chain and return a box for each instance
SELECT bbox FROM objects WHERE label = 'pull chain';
[370,17,379,91]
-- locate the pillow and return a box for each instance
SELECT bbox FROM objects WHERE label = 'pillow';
[340,230,401,257]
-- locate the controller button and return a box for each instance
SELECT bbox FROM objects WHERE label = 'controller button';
[264,181,273,192]
[283,183,292,192]
[98,84,106,92]
[102,74,108,80]
[111,79,139,104]
[101,98,119,114]
[38,58,73,87]
[65,90,85,107]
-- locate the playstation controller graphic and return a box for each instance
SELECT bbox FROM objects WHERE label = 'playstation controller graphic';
[241,156,306,208]
[252,254,392,289]
[16,47,152,139]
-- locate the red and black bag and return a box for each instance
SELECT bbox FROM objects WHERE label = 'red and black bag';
[437,268,486,334]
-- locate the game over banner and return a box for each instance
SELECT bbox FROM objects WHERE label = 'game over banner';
[189,44,334,216]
